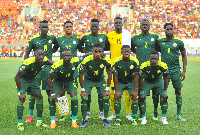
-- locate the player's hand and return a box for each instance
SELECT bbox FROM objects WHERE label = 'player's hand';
[131,91,138,101]
[161,94,168,102]
[51,93,58,102]
[115,91,122,101]
[80,91,87,99]
[19,93,26,104]
[101,53,106,58]
[104,91,111,98]
[59,89,66,97]
[140,94,146,103]
[181,71,186,81]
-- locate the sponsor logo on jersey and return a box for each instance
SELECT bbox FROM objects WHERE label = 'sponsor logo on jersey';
[73,41,76,44]
[72,67,75,70]
[130,65,134,69]
[157,70,161,74]
[113,67,116,70]
[49,40,52,43]
[173,43,177,47]
[100,64,104,68]
[99,38,103,42]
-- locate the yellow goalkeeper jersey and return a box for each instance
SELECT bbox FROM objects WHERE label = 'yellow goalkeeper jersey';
[107,31,122,66]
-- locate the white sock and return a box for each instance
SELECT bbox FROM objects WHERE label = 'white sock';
[51,120,55,124]
[87,112,90,114]
[72,120,76,123]
[99,112,103,114]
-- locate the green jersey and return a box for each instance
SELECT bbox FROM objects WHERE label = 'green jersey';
[156,36,186,70]
[140,61,168,82]
[79,55,112,81]
[55,35,81,58]
[27,33,57,60]
[50,57,80,82]
[80,32,109,53]
[19,56,49,80]
[112,56,139,83]
[131,32,159,65]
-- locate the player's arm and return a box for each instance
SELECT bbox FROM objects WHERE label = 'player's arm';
[79,62,87,98]
[52,46,58,53]
[24,39,34,59]
[113,73,121,101]
[131,37,137,54]
[48,73,57,101]
[47,60,55,65]
[180,43,187,81]
[15,70,26,104]
[104,36,110,51]
[24,50,31,60]
[139,67,146,103]
[52,36,59,54]
[79,36,85,53]
[162,69,169,102]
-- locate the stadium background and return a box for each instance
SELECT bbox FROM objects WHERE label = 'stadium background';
[0,0,200,57]
[0,0,200,134]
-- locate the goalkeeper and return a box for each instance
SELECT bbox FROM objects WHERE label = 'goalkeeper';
[48,49,81,128]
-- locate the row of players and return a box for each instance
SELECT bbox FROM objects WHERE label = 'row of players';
[15,17,187,131]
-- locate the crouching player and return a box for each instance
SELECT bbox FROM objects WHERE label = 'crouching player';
[48,49,80,128]
[139,50,169,124]
[79,43,112,127]
[15,48,54,131]
[113,45,139,125]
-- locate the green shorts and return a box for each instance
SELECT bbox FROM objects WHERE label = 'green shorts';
[83,78,106,95]
[118,81,134,96]
[36,65,51,90]
[17,78,41,95]
[143,78,164,96]
[168,69,183,89]
[53,80,77,94]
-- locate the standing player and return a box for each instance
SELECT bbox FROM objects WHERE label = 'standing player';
[131,19,160,120]
[24,20,58,123]
[48,49,80,128]
[106,17,132,120]
[113,45,139,125]
[156,23,187,121]
[15,48,54,131]
[79,43,112,127]
[140,50,169,124]
[79,19,110,120]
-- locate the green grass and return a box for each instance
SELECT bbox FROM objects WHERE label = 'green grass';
[0,57,200,135]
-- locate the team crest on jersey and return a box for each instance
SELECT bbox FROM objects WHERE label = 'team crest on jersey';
[20,66,25,71]
[72,67,75,70]
[130,65,134,69]
[50,69,54,73]
[41,65,45,69]
[173,43,177,47]
[113,67,116,70]
[157,70,161,74]
[73,41,76,44]
[99,38,103,42]
[151,38,154,41]
[48,40,52,43]
[100,64,104,68]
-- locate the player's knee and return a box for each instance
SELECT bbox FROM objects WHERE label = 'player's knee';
[175,88,181,95]
[71,96,78,101]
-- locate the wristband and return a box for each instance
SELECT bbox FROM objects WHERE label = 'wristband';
[162,91,167,94]
[106,87,110,91]
[51,93,55,97]
[81,88,85,92]
[19,90,24,94]
[140,91,144,94]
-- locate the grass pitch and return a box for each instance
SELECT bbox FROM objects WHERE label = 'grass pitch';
[0,57,200,135]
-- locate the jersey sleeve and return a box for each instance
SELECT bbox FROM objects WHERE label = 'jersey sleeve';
[19,64,29,74]
[112,62,118,74]
[26,39,34,52]
[179,40,186,53]
[104,36,110,51]
[104,58,112,71]
[133,60,139,73]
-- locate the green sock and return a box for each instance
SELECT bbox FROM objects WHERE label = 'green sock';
[103,96,110,118]
[98,95,103,112]
[162,114,166,117]
[160,97,168,116]
[71,96,78,116]
[29,95,35,116]
[29,109,34,117]
[131,100,138,119]
[37,117,42,121]
[81,98,88,120]
[140,101,146,117]
[153,94,159,113]
[176,95,182,115]
[18,120,22,124]
[87,95,91,112]
[17,103,24,123]
[49,98,56,116]
[114,100,121,119]
[36,99,43,118]
[72,115,77,120]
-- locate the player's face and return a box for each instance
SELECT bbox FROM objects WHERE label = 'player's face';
[35,49,45,64]
[165,25,173,37]
[90,22,99,34]
[62,51,72,64]
[140,21,150,33]
[39,23,49,35]
[122,48,131,59]
[64,23,73,34]
[149,54,159,67]
[114,19,123,30]
[92,47,102,61]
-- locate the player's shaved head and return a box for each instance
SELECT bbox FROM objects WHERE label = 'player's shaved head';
[91,19,99,23]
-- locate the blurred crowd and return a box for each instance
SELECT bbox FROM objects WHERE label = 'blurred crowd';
[0,0,200,55]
